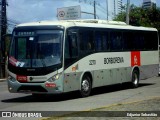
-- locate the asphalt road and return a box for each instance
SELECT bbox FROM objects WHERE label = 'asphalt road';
[0,76,160,120]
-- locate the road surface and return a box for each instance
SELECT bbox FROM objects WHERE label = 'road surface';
[0,76,159,119]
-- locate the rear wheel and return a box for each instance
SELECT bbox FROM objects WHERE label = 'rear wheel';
[80,74,92,97]
[131,70,139,88]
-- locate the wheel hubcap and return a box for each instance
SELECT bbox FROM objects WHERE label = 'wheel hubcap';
[82,79,89,92]
[134,73,138,85]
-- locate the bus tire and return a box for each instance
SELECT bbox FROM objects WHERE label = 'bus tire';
[80,74,92,97]
[131,69,139,88]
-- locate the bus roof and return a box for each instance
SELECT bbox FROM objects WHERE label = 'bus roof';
[16,19,157,31]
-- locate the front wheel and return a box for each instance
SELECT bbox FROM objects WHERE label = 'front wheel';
[80,74,92,97]
[131,70,139,88]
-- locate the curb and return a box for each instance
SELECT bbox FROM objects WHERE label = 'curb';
[0,79,6,82]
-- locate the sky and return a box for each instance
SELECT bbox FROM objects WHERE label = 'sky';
[7,0,160,33]
[123,0,159,6]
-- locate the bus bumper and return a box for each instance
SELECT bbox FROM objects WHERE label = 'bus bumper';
[7,77,63,94]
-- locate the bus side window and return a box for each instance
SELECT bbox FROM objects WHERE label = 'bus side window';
[144,31,153,50]
[133,32,145,50]
[65,30,78,67]
[110,32,122,51]
[134,31,158,51]
[151,32,158,50]
[123,32,134,51]
[95,31,109,51]
[102,31,109,51]
[69,35,78,58]
[95,32,102,51]
[79,29,94,55]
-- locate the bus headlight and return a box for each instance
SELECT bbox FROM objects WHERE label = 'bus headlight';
[52,73,61,80]
[47,73,61,82]
[46,73,61,88]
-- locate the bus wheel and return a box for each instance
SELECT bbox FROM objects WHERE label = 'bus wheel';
[80,74,92,97]
[131,70,139,88]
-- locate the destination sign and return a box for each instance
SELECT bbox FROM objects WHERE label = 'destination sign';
[16,32,35,36]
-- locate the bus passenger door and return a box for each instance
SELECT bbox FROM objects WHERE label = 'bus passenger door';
[64,29,79,92]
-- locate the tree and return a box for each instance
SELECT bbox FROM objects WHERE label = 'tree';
[114,5,160,31]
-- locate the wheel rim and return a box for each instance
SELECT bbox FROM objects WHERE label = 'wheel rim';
[133,73,138,85]
[82,79,90,92]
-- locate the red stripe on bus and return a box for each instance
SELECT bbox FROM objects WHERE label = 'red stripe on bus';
[131,51,141,67]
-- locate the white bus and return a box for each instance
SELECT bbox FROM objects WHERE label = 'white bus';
[7,20,159,97]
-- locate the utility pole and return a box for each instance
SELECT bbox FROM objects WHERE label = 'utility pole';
[106,0,108,20]
[126,0,130,25]
[0,0,8,78]
[94,0,96,19]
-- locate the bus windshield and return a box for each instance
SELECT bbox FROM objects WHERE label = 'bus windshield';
[9,30,63,68]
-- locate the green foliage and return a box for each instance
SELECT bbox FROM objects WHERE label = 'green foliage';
[114,5,160,31]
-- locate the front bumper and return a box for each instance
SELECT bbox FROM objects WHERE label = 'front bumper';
[7,78,63,94]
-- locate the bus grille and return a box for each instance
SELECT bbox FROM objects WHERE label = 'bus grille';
[17,85,47,92]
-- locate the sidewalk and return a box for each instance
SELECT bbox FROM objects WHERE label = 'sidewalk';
[43,97,160,120]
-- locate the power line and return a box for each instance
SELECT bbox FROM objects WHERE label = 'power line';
[78,0,101,19]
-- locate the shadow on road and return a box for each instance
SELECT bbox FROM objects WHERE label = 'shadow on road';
[1,83,154,103]
[91,83,154,96]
